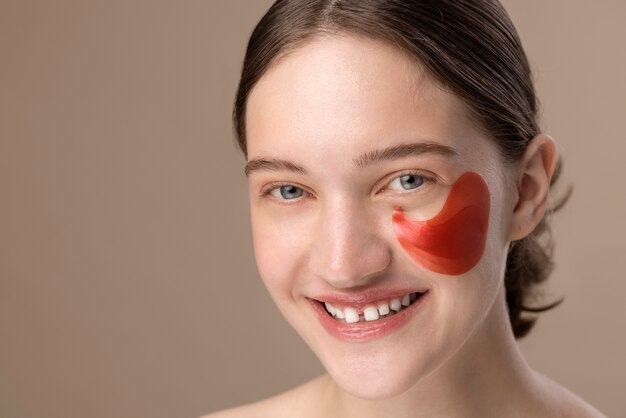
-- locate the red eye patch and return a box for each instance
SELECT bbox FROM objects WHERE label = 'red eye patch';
[392,172,490,275]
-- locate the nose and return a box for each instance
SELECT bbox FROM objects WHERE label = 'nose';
[307,199,391,289]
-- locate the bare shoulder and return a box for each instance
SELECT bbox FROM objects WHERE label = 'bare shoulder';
[199,374,330,418]
[198,401,270,418]
[531,370,608,418]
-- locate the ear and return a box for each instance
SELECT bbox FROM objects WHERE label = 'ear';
[508,133,558,241]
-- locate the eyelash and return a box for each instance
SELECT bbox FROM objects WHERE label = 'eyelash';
[259,170,437,202]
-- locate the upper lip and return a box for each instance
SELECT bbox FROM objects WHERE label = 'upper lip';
[311,288,429,307]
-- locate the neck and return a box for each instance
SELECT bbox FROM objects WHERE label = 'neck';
[323,284,539,418]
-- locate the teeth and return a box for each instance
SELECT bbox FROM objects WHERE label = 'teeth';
[344,307,359,324]
[323,292,423,324]
[363,306,379,321]
[378,302,390,316]
[324,302,336,316]
[390,298,402,312]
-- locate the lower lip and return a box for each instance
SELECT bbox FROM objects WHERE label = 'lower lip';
[309,292,429,342]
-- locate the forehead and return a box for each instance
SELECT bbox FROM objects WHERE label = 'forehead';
[245,34,495,170]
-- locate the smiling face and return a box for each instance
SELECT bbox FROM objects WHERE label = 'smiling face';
[244,34,518,399]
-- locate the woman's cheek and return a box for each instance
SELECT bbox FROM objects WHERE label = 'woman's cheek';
[251,210,310,289]
[392,172,491,276]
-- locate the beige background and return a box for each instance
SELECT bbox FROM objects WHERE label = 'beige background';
[1,1,624,417]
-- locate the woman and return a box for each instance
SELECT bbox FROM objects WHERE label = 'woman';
[207,0,606,416]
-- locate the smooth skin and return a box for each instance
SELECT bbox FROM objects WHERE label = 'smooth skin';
[205,34,606,418]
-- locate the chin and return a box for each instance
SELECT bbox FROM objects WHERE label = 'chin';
[330,365,427,400]
[319,342,436,400]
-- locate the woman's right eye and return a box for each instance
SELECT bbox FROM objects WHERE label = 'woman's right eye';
[270,185,304,200]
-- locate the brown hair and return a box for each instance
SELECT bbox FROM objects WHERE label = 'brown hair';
[233,0,568,339]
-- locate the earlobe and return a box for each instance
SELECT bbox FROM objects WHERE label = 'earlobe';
[508,134,558,241]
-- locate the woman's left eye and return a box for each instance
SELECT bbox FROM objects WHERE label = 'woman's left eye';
[388,174,425,191]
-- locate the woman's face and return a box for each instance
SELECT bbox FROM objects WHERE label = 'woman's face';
[245,34,518,399]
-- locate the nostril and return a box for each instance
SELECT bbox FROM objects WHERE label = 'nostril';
[310,245,392,288]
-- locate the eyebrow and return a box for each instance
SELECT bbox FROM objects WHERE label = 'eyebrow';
[244,141,458,176]
[353,141,458,167]
[244,158,306,177]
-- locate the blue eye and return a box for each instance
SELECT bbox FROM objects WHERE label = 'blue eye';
[388,174,425,191]
[271,185,304,200]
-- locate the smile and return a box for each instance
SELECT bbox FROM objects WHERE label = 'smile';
[309,290,429,342]
[323,292,423,323]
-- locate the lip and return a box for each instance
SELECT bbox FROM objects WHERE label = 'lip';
[309,291,429,342]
